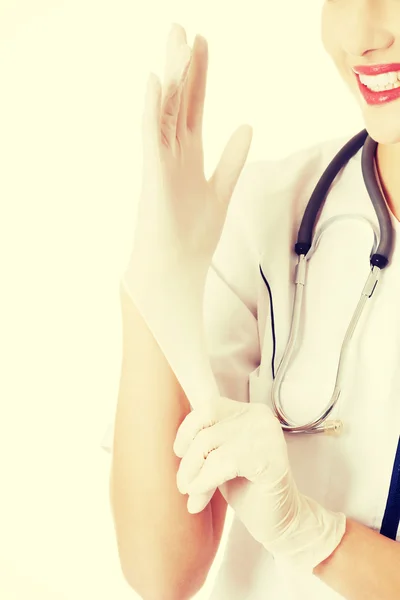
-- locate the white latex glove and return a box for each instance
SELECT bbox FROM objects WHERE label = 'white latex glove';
[173,396,347,573]
[122,24,253,410]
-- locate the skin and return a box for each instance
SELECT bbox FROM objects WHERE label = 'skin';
[321,0,400,219]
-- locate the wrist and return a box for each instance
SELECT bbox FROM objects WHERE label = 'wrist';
[269,491,347,574]
[121,270,219,411]
[123,256,207,313]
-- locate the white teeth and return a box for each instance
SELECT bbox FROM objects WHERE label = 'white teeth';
[358,70,400,92]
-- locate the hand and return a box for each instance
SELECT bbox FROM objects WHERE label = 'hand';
[173,397,347,572]
[122,24,253,411]
[124,23,253,313]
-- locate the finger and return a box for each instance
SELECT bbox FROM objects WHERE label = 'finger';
[176,47,192,142]
[160,24,191,149]
[141,72,162,163]
[167,24,191,144]
[187,489,216,514]
[176,425,224,494]
[209,124,253,206]
[185,34,209,133]
[186,447,238,495]
[175,51,192,143]
[173,407,217,458]
[160,52,191,151]
[163,23,187,81]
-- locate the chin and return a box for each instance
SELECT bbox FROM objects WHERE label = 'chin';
[346,78,400,145]
[359,103,400,145]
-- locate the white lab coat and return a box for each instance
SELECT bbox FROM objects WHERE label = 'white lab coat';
[102,135,400,599]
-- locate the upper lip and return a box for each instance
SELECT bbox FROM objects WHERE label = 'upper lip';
[352,63,400,75]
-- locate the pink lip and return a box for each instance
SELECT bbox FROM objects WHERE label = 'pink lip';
[353,63,400,75]
[354,72,400,106]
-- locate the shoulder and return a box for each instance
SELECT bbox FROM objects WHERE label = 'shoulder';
[235,134,351,206]
[231,134,354,254]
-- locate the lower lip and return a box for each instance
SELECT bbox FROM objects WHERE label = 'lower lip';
[355,73,400,105]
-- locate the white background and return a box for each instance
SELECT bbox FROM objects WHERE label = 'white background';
[0,1,364,598]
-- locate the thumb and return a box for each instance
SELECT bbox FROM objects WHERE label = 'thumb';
[187,489,215,514]
[209,124,253,206]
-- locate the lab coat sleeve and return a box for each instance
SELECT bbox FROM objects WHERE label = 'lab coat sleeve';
[100,161,263,454]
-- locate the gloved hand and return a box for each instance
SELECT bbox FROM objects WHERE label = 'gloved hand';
[173,396,347,573]
[122,23,253,409]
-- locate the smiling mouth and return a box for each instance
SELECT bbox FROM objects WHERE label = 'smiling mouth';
[352,63,400,92]
[355,71,400,92]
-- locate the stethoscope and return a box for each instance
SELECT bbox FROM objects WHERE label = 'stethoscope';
[268,129,396,435]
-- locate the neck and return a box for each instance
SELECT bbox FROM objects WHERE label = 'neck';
[376,142,400,223]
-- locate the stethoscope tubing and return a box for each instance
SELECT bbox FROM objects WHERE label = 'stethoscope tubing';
[270,129,395,435]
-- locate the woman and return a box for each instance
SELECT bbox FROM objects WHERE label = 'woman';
[102,3,400,599]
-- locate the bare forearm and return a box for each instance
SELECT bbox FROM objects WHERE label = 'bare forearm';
[314,518,400,599]
[110,282,215,598]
